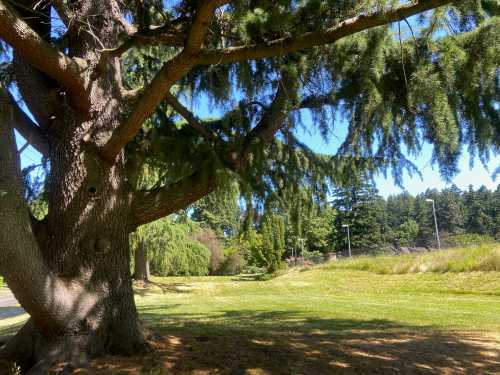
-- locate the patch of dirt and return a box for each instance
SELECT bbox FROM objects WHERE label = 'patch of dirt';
[49,329,499,374]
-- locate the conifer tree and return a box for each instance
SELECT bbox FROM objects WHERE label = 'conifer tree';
[332,177,387,253]
[464,185,494,234]
[436,185,465,235]
[0,0,498,369]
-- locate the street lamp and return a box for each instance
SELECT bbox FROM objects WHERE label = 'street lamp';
[342,224,352,257]
[425,198,441,249]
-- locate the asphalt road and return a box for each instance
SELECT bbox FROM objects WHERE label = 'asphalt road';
[0,288,24,319]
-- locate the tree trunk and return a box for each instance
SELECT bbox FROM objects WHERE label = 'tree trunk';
[134,239,150,282]
[1,94,147,373]
[0,1,149,364]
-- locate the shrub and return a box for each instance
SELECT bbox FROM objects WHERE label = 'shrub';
[247,215,286,273]
[131,218,211,276]
[303,250,324,264]
[219,252,246,275]
[192,228,225,275]
[242,265,267,274]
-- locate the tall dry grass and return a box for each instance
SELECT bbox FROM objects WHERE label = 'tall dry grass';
[326,244,500,274]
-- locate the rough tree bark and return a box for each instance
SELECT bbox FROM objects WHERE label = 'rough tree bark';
[134,239,150,282]
[0,0,453,372]
[0,1,147,372]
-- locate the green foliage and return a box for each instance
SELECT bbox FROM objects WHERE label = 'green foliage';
[116,3,500,269]
[246,214,286,273]
[131,218,211,276]
[332,177,387,252]
[191,182,241,241]
[327,244,500,274]
[218,251,246,276]
[395,219,419,248]
[444,233,497,248]
[123,3,500,217]
[302,206,336,254]
[303,250,324,264]
[29,198,48,221]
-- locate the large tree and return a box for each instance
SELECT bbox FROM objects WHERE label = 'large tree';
[0,0,498,372]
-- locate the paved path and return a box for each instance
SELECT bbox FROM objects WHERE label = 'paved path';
[0,288,24,319]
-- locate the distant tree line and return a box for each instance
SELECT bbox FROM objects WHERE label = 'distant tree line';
[331,181,500,254]
[131,178,498,276]
[29,174,499,277]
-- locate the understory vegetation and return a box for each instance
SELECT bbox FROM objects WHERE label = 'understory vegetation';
[131,182,499,277]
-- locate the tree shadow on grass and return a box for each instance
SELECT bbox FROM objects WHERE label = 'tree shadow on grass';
[85,308,500,374]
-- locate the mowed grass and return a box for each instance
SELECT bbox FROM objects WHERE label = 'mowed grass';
[1,249,500,374]
[326,243,500,274]
[135,269,500,335]
[132,269,500,374]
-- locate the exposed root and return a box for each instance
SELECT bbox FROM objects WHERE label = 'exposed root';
[0,318,148,374]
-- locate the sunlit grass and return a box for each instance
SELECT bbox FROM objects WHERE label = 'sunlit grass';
[133,267,500,335]
[1,248,499,339]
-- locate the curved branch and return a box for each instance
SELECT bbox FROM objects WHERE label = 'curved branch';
[232,73,297,169]
[298,94,335,110]
[0,87,49,156]
[0,0,89,113]
[98,26,185,67]
[100,0,449,162]
[132,171,217,227]
[100,0,229,161]
[197,0,452,65]
[165,92,220,144]
[0,103,97,334]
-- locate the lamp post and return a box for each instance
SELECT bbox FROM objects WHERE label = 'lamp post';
[342,224,351,257]
[425,198,441,249]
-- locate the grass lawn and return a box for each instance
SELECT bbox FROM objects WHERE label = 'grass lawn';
[1,259,499,373]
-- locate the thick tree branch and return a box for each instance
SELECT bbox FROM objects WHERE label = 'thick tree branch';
[232,73,297,168]
[132,171,217,227]
[184,0,230,54]
[298,94,335,110]
[165,92,220,144]
[0,103,97,334]
[100,1,229,161]
[197,0,453,65]
[99,25,185,66]
[0,87,49,156]
[0,0,89,113]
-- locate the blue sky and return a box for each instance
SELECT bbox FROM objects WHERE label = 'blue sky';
[297,124,499,198]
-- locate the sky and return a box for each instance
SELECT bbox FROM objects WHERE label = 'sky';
[296,123,500,198]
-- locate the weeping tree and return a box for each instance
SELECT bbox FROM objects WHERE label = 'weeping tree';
[131,218,211,277]
[0,0,499,371]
